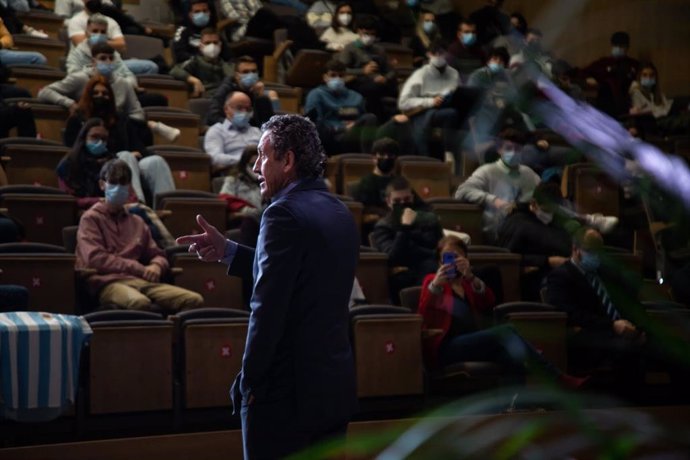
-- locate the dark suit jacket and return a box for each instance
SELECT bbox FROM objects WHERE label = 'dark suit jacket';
[229,178,359,431]
[545,260,642,333]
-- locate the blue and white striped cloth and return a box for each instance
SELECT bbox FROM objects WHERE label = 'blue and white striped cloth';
[0,311,92,422]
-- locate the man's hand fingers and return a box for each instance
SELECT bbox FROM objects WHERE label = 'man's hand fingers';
[176,234,204,246]
[196,214,216,234]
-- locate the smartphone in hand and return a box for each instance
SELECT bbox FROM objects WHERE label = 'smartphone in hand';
[442,252,457,279]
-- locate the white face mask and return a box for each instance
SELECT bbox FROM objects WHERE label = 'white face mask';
[429,55,446,68]
[337,13,352,26]
[534,207,554,225]
[201,43,221,59]
[360,34,375,46]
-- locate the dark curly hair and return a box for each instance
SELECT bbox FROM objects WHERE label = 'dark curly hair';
[261,115,326,179]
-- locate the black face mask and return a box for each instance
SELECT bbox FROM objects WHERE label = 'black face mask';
[86,0,103,13]
[391,202,413,224]
[376,158,395,174]
[92,96,109,108]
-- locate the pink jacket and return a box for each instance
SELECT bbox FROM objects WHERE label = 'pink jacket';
[76,202,169,293]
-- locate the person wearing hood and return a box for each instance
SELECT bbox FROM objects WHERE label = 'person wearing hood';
[304,59,377,155]
[170,27,234,98]
[398,38,460,160]
[75,158,203,312]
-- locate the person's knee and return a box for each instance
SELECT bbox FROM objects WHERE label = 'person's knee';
[34,53,48,65]
[179,291,204,311]
[121,295,153,311]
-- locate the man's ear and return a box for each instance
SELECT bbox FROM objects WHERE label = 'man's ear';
[283,150,296,173]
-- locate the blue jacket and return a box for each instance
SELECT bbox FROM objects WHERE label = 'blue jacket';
[304,85,365,131]
[229,177,359,431]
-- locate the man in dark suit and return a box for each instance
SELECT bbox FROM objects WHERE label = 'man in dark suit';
[177,115,359,459]
[545,227,647,388]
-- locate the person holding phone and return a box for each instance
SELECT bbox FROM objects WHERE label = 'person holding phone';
[419,234,588,388]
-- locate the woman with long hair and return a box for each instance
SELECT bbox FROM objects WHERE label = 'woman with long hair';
[57,117,175,209]
[409,10,442,68]
[418,235,587,388]
[319,2,358,51]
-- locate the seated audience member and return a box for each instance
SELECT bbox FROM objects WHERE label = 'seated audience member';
[173,0,231,64]
[318,1,358,52]
[468,0,510,48]
[0,87,36,138]
[204,91,261,172]
[509,28,554,78]
[419,234,587,388]
[446,19,486,80]
[415,0,459,42]
[371,176,443,303]
[206,55,277,126]
[336,14,397,120]
[454,128,540,242]
[551,59,584,100]
[491,11,527,56]
[581,31,639,117]
[218,0,262,42]
[304,59,377,155]
[409,10,442,68]
[170,27,234,98]
[353,137,399,218]
[374,113,418,155]
[497,182,571,300]
[629,62,690,137]
[67,0,159,75]
[58,117,175,209]
[306,0,337,33]
[398,39,460,160]
[544,228,652,392]
[372,0,416,43]
[467,46,511,89]
[55,0,115,19]
[76,159,204,312]
[0,17,48,65]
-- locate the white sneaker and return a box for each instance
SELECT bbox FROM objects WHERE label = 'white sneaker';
[153,121,180,142]
[25,27,49,39]
[587,213,618,234]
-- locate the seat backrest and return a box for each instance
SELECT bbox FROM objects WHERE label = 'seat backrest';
[7,65,66,97]
[0,144,69,187]
[144,107,200,148]
[0,192,77,245]
[429,201,484,245]
[468,252,521,302]
[341,158,374,197]
[186,98,212,121]
[356,252,390,305]
[122,34,165,60]
[574,167,620,217]
[88,319,174,414]
[159,197,227,238]
[398,286,422,313]
[350,306,424,397]
[62,225,78,253]
[137,75,189,108]
[156,151,212,192]
[171,253,244,309]
[341,199,363,239]
[285,49,331,88]
[399,161,452,200]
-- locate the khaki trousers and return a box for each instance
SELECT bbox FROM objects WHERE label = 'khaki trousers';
[99,278,204,312]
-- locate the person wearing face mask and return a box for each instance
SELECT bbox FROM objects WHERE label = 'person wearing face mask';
[409,10,442,68]
[173,0,229,64]
[207,55,277,127]
[67,0,126,52]
[398,39,461,160]
[319,1,358,51]
[371,176,443,304]
[75,158,204,313]
[204,91,262,173]
[447,19,487,80]
[544,227,666,394]
[628,62,689,137]
[580,31,640,117]
[455,128,540,243]
[467,46,510,88]
[170,28,234,98]
[497,182,572,301]
[304,59,378,155]
[336,14,398,120]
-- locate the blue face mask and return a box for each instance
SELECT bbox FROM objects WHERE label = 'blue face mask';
[500,149,519,168]
[232,111,252,129]
[640,77,656,88]
[461,32,476,46]
[488,61,503,73]
[88,33,107,47]
[407,0,418,6]
[192,12,210,27]
[580,250,600,272]
[86,140,108,156]
[239,72,259,89]
[104,183,130,207]
[327,77,345,92]
[96,61,115,77]
[422,21,435,34]
[611,46,625,58]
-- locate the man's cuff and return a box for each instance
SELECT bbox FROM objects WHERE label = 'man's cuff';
[220,240,238,265]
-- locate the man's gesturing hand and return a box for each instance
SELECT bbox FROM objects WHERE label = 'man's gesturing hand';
[175,214,228,262]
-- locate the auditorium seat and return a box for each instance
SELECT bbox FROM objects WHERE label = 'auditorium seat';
[356,251,390,305]
[467,251,521,302]
[84,311,174,414]
[147,145,211,192]
[398,159,452,200]
[263,83,303,114]
[137,74,190,109]
[327,153,370,194]
[7,64,66,98]
[143,106,199,148]
[285,49,331,89]
[427,198,484,245]
[2,98,69,142]
[0,185,76,245]
[0,242,78,314]
[341,157,374,198]
[398,285,422,313]
[16,9,64,39]
[168,246,245,310]
[0,139,69,187]
[349,305,424,398]
[12,35,66,69]
[338,195,363,239]
[155,190,227,238]
[173,308,249,409]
